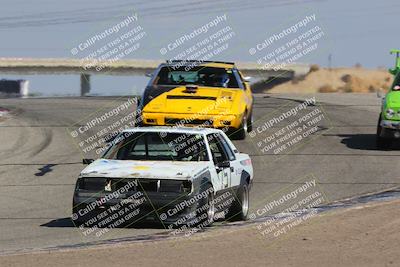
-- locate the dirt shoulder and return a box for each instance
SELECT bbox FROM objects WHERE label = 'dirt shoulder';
[2,198,400,267]
[267,67,393,94]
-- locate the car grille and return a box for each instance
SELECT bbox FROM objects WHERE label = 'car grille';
[77,177,191,194]
[165,118,213,126]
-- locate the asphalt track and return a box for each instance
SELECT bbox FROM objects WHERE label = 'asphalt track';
[0,93,399,254]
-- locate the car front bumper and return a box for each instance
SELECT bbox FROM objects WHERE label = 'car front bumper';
[73,191,201,226]
[380,119,400,138]
[141,112,241,128]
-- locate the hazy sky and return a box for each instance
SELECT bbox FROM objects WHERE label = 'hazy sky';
[0,0,398,68]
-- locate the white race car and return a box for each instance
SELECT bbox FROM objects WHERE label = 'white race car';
[72,127,253,228]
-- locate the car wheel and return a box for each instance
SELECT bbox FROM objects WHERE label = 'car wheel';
[133,110,144,127]
[376,115,391,149]
[227,183,250,221]
[247,110,253,132]
[196,183,215,227]
[232,112,247,140]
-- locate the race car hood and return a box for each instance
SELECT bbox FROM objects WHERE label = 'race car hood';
[80,159,210,180]
[142,85,237,115]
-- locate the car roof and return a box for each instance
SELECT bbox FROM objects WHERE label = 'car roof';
[122,126,222,135]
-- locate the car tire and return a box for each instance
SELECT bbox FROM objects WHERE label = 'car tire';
[133,109,144,127]
[195,183,215,227]
[232,112,247,140]
[376,115,391,149]
[226,182,250,221]
[247,110,253,133]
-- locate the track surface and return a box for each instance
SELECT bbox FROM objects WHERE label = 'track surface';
[0,93,399,253]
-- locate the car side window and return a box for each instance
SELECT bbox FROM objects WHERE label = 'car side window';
[232,69,245,89]
[216,134,235,161]
[207,134,228,164]
[393,73,400,90]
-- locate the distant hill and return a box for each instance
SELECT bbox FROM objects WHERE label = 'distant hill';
[262,67,393,93]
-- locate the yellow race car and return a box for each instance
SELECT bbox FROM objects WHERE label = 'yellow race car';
[137,60,253,140]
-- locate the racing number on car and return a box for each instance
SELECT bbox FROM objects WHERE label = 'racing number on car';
[208,134,231,189]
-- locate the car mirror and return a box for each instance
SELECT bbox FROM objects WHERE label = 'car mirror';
[145,73,153,78]
[243,76,252,82]
[82,158,94,165]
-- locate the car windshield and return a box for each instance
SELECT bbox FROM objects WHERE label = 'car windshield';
[393,74,400,91]
[103,132,209,161]
[153,66,240,88]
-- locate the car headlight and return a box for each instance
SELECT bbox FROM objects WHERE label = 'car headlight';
[386,108,395,118]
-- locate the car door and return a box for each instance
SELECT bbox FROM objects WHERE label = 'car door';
[215,133,242,188]
[207,133,231,190]
[236,69,253,111]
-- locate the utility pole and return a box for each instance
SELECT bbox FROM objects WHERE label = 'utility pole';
[80,73,91,96]
[328,54,332,71]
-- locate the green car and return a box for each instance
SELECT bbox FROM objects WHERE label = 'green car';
[376,49,400,148]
